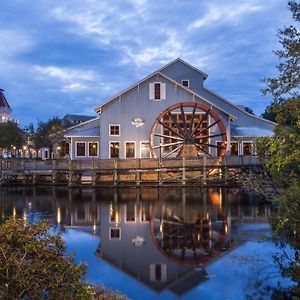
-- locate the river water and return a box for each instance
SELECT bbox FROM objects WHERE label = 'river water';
[0,186,293,299]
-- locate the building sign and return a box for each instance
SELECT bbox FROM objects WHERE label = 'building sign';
[131,117,145,128]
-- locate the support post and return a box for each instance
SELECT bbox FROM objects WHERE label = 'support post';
[224,156,228,185]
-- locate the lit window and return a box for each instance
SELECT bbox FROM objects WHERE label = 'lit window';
[88,142,98,156]
[216,142,226,156]
[230,142,239,155]
[76,142,86,157]
[181,80,189,87]
[243,142,253,155]
[126,202,136,222]
[141,142,150,158]
[110,228,121,240]
[110,124,120,136]
[110,203,120,223]
[140,202,151,222]
[125,142,135,159]
[110,142,120,158]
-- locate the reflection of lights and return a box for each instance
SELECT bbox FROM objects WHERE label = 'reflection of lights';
[13,207,16,219]
[159,221,163,233]
[224,223,228,234]
[23,210,27,222]
[28,202,32,209]
[57,208,61,224]
[197,233,201,241]
[210,189,222,208]
[115,211,120,224]
[93,221,96,234]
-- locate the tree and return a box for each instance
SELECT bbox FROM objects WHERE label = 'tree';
[253,2,300,298]
[0,121,25,150]
[0,219,128,300]
[0,218,87,299]
[34,117,65,149]
[262,1,300,99]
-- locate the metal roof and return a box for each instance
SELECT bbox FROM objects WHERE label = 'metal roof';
[64,117,100,137]
[231,126,274,137]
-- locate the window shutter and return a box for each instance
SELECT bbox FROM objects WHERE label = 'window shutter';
[160,83,166,100]
[149,264,155,281]
[149,83,154,100]
[161,264,167,282]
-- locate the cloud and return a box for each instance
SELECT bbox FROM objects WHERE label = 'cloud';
[0,29,34,58]
[34,65,96,93]
[188,2,264,30]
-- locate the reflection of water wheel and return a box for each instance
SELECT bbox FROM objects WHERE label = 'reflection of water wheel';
[150,207,229,265]
[150,102,227,158]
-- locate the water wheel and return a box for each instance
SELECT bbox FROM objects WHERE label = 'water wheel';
[149,102,227,158]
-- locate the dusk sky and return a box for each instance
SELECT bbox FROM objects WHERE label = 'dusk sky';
[0,0,294,126]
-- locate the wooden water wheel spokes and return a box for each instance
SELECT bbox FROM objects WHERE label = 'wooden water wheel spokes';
[150,208,230,264]
[150,102,227,158]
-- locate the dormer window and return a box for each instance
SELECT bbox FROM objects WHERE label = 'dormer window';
[182,80,189,87]
[149,82,166,101]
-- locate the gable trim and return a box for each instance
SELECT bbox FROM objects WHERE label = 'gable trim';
[95,71,235,119]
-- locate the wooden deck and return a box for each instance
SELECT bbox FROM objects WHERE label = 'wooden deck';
[0,156,262,187]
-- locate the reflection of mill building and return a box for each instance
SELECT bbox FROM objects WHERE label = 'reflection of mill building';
[64,58,275,160]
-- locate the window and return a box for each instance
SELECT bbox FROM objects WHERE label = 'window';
[150,264,167,282]
[76,142,86,157]
[140,202,151,222]
[216,141,226,156]
[109,228,121,240]
[154,83,161,99]
[230,142,239,155]
[110,142,120,158]
[109,203,120,223]
[88,142,98,157]
[126,202,136,222]
[109,124,120,136]
[243,142,253,155]
[125,142,135,159]
[141,142,150,158]
[149,82,166,101]
[216,141,239,156]
[181,80,189,87]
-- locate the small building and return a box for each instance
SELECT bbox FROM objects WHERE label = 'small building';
[0,89,12,123]
[62,114,95,128]
[64,58,275,160]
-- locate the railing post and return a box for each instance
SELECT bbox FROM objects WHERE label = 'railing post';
[114,159,118,187]
[136,159,141,187]
[203,156,207,185]
[182,157,186,185]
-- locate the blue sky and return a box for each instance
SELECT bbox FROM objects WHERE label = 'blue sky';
[0,0,293,126]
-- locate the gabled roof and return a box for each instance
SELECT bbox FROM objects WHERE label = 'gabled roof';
[63,114,95,122]
[95,59,208,114]
[0,89,11,110]
[64,117,100,137]
[158,58,208,79]
[95,71,235,119]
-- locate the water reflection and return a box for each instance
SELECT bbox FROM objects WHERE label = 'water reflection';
[0,187,270,296]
